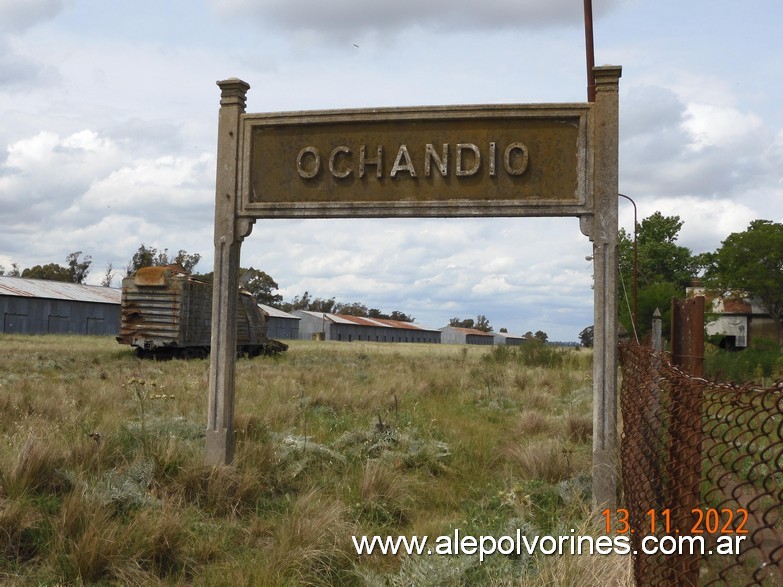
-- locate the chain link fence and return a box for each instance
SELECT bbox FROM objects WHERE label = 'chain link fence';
[619,340,783,586]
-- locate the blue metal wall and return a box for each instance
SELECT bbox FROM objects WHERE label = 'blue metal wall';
[1,296,121,335]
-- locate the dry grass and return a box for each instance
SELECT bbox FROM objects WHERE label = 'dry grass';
[516,509,635,587]
[513,409,558,437]
[264,490,357,585]
[0,334,618,585]
[505,438,575,483]
[359,460,418,525]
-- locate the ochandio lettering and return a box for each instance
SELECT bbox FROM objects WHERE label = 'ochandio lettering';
[296,142,529,180]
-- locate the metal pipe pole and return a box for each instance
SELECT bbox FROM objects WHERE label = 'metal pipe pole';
[619,194,638,333]
[584,0,596,102]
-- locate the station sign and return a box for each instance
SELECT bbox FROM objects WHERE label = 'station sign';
[238,105,591,218]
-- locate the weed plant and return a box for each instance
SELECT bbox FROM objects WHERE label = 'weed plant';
[704,338,783,383]
[0,334,629,585]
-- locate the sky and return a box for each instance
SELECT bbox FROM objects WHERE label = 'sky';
[1,0,781,341]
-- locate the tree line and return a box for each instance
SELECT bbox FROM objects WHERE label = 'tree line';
[0,251,95,284]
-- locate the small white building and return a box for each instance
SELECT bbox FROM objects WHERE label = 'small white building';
[688,286,778,349]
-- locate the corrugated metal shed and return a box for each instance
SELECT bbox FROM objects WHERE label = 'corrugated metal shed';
[293,310,440,343]
[0,276,121,335]
[440,326,495,345]
[493,332,526,346]
[259,304,300,340]
[0,276,121,304]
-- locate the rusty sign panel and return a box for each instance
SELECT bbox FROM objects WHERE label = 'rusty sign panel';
[239,104,591,218]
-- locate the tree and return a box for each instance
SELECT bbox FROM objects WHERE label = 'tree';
[197,268,283,306]
[18,252,92,283]
[171,249,201,273]
[448,315,492,332]
[309,297,337,313]
[101,263,115,287]
[579,325,594,348]
[335,301,369,316]
[127,244,156,274]
[281,291,313,313]
[618,212,702,338]
[22,263,71,282]
[475,315,492,332]
[388,311,414,322]
[534,330,548,343]
[66,251,91,284]
[126,244,200,275]
[704,220,783,345]
[449,317,475,329]
[280,292,339,313]
[1,263,19,276]
[368,308,414,322]
[243,270,282,306]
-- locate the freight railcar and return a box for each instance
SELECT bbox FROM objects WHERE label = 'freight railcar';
[116,266,286,358]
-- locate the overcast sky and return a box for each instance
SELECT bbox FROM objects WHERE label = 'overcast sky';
[1,0,781,341]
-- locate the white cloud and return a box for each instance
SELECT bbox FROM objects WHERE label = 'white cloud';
[211,0,624,36]
[620,81,780,205]
[76,153,214,218]
[0,0,66,33]
[637,197,758,254]
[0,127,216,280]
[0,130,120,216]
[683,104,764,153]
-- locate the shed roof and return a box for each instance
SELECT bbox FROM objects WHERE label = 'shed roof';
[687,287,769,316]
[493,332,526,341]
[295,311,438,332]
[0,276,121,305]
[259,304,300,320]
[440,326,495,337]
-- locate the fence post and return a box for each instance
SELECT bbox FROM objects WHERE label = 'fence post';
[671,296,704,377]
[651,308,662,351]
[668,296,705,585]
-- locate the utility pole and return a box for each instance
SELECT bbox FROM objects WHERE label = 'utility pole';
[584,0,596,102]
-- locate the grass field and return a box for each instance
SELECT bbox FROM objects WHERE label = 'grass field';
[0,335,631,585]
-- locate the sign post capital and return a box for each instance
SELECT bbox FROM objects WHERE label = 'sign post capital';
[217,78,250,108]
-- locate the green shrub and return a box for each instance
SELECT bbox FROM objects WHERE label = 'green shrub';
[515,341,567,368]
[705,338,783,383]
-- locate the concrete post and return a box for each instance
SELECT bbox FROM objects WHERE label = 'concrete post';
[206,78,251,466]
[590,65,622,509]
[652,308,662,351]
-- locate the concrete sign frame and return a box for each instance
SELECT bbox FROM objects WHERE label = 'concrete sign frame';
[238,104,592,219]
[207,65,621,508]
